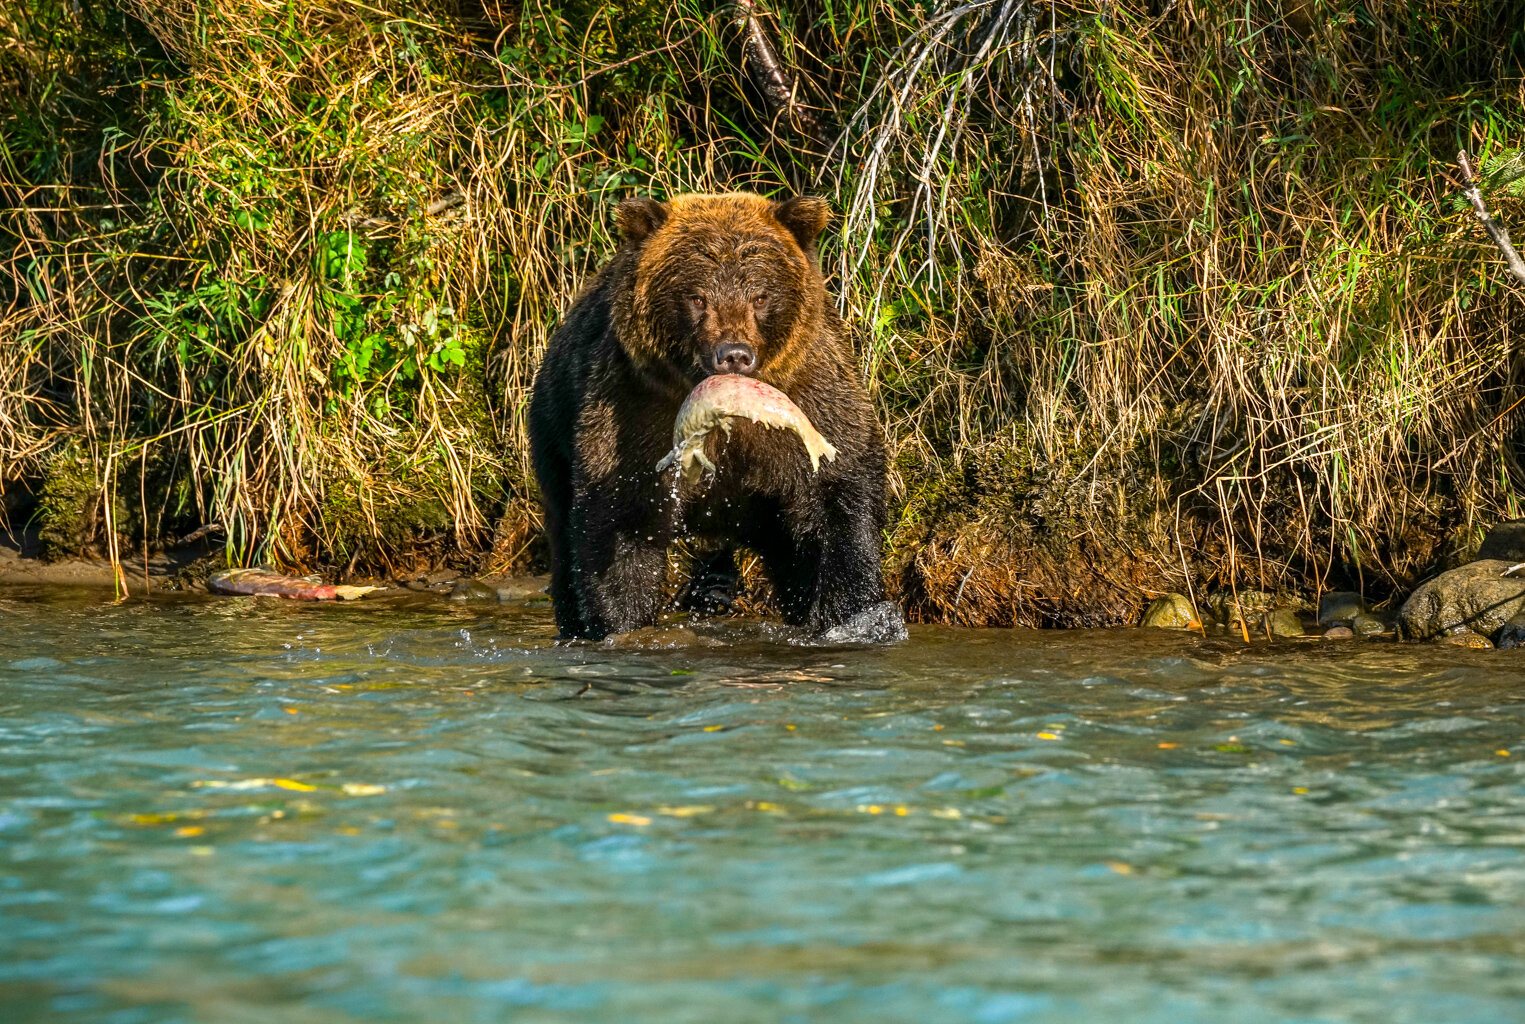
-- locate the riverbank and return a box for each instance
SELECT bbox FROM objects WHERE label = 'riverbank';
[4,1,1523,620]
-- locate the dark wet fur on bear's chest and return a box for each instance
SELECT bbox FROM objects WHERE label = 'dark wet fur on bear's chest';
[529,192,889,640]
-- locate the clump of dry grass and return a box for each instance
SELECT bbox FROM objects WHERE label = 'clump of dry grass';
[3,0,1523,619]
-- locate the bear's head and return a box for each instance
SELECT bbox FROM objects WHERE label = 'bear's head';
[611,192,831,391]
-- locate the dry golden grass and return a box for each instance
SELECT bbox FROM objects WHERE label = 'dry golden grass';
[3,0,1523,619]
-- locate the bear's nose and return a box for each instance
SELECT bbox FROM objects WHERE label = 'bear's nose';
[712,342,756,375]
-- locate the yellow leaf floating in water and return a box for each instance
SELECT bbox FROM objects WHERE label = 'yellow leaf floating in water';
[1106,861,1134,875]
[1036,732,1061,741]
[656,805,714,818]
[607,813,652,826]
[272,778,318,792]
[130,812,179,825]
[174,825,205,837]
[191,777,385,795]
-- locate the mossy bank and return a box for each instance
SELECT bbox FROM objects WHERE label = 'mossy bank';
[4,1,1524,622]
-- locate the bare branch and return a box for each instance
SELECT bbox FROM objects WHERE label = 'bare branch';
[734,1,829,146]
[1459,150,1525,290]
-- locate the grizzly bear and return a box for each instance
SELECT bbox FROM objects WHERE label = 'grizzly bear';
[529,192,891,640]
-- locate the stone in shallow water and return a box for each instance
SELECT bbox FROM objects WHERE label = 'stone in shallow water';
[1351,612,1388,637]
[1140,593,1196,629]
[1323,625,1355,639]
[448,578,498,602]
[1495,614,1525,650]
[1317,591,1365,625]
[1396,560,1525,640]
[1438,630,1494,649]
[1261,607,1306,638]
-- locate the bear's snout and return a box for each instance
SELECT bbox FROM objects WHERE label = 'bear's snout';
[712,342,756,376]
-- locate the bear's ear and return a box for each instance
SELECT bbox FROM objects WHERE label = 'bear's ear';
[615,197,668,245]
[772,196,831,254]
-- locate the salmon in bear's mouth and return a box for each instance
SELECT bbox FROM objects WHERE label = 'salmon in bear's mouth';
[656,374,838,483]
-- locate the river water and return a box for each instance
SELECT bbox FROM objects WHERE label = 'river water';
[2,585,1523,1022]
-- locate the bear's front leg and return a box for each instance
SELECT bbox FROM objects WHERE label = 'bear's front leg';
[762,478,887,633]
[567,503,669,640]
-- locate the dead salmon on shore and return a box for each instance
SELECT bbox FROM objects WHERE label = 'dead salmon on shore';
[207,568,379,601]
[656,374,838,483]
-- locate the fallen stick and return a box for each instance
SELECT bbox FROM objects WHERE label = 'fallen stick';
[734,0,830,145]
[1459,150,1525,289]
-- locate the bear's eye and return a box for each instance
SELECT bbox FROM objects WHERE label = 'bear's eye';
[752,294,767,310]
[689,296,706,312]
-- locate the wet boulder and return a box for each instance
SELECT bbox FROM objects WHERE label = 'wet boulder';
[1395,560,1525,641]
[1439,630,1494,650]
[1495,613,1525,650]
[1141,593,1197,629]
[1260,607,1306,638]
[1317,591,1365,626]
[448,578,498,602]
[1351,612,1389,637]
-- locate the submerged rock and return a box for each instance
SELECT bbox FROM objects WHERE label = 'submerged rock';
[1476,521,1525,562]
[1494,614,1525,650]
[1438,630,1494,650]
[495,577,551,603]
[1261,607,1306,638]
[1141,593,1197,629]
[1351,612,1388,637]
[1317,591,1365,626]
[1323,625,1355,639]
[448,578,498,602]
[1396,560,1525,641]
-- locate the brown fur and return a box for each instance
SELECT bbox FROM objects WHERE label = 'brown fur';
[529,192,888,639]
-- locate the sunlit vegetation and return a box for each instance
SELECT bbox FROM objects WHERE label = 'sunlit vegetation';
[3,1,1523,621]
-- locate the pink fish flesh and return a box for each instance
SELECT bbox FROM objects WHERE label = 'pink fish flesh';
[656,374,838,482]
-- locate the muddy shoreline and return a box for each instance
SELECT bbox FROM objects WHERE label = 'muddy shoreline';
[8,521,1525,649]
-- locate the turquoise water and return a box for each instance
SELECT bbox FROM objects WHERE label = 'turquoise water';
[2,585,1524,1023]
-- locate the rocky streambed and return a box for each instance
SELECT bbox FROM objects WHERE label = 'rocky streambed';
[1142,522,1525,650]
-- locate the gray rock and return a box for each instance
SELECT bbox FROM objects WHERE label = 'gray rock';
[448,578,498,602]
[1477,521,1525,562]
[1141,593,1197,629]
[1495,614,1525,650]
[495,576,551,603]
[1351,612,1388,637]
[1262,607,1306,638]
[1317,591,1365,625]
[1396,560,1525,640]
